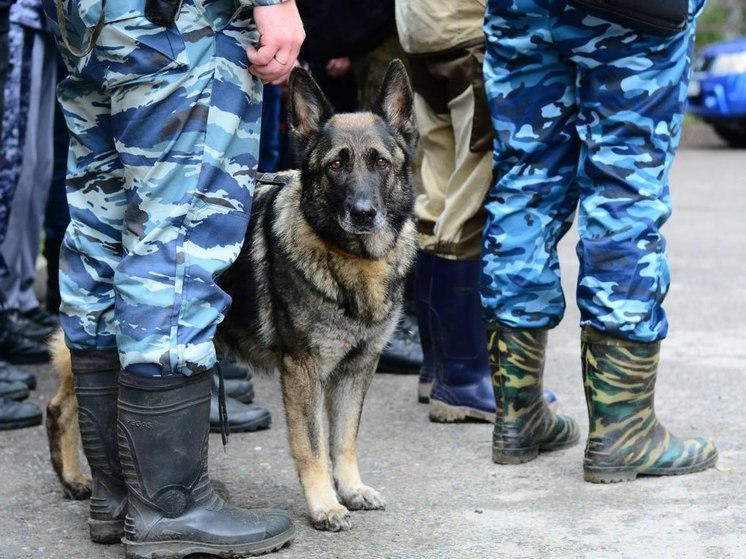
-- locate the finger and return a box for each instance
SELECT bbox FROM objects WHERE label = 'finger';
[247,44,276,67]
[249,62,291,85]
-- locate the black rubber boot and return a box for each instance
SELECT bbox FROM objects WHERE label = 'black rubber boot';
[118,370,295,559]
[72,350,128,543]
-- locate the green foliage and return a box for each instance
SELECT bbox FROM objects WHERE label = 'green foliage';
[696,0,745,48]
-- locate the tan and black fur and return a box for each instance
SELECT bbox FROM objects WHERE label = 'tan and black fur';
[46,60,418,532]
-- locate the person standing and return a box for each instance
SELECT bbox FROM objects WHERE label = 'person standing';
[394,0,498,421]
[0,0,45,431]
[44,0,304,556]
[481,0,718,480]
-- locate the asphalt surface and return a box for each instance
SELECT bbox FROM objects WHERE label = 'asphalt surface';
[1,122,744,559]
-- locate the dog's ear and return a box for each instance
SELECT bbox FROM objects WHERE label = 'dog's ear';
[372,59,416,152]
[288,67,334,150]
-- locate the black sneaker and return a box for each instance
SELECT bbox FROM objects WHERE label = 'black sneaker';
[377,312,423,374]
[0,359,37,389]
[0,397,42,430]
[218,355,254,381]
[0,380,30,401]
[1,310,55,342]
[0,327,51,364]
[224,378,255,405]
[21,306,58,329]
[210,376,270,433]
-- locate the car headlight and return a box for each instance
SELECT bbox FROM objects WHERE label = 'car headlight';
[709,51,746,77]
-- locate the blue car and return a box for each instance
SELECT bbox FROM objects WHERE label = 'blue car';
[688,36,746,147]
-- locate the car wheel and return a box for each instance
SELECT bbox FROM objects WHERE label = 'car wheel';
[714,126,746,148]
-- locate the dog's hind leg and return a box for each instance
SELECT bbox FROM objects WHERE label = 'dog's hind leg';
[280,362,352,531]
[46,332,92,500]
[326,362,386,512]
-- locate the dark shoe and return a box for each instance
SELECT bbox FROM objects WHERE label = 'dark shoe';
[0,326,51,364]
[427,257,495,423]
[21,306,58,329]
[73,359,127,544]
[224,378,255,404]
[218,355,254,381]
[0,359,37,389]
[0,380,30,401]
[118,371,294,558]
[210,376,270,433]
[1,309,55,342]
[0,397,42,430]
[377,312,423,374]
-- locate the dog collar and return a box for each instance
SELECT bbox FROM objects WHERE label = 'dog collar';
[327,243,362,259]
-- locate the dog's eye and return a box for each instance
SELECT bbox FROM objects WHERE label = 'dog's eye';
[329,160,343,172]
[375,157,389,168]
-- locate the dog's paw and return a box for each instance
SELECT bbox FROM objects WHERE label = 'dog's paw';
[61,473,92,500]
[311,504,352,532]
[340,485,386,511]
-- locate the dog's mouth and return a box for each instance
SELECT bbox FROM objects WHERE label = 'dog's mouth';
[338,211,387,235]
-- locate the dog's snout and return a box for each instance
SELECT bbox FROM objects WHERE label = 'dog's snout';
[349,198,378,223]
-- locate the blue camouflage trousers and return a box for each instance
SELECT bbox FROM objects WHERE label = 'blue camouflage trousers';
[46,0,263,376]
[481,0,706,342]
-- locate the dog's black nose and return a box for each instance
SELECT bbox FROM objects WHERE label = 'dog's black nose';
[349,199,378,224]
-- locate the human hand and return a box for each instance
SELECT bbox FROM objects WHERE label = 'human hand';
[325,57,352,79]
[247,0,305,84]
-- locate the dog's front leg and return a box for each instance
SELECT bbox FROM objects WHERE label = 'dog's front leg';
[280,364,351,531]
[326,365,385,512]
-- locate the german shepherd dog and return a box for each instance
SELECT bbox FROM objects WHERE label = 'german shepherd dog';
[45,60,418,532]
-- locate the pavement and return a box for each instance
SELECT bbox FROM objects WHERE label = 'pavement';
[1,122,744,559]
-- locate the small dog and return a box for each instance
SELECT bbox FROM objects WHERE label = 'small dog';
[46,60,418,532]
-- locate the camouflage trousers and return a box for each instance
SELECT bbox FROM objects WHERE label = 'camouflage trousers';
[481,0,706,342]
[0,22,31,279]
[46,0,263,376]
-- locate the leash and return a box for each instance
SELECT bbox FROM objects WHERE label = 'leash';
[54,0,107,57]
[215,361,230,448]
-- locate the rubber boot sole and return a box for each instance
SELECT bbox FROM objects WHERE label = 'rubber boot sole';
[122,525,295,559]
[429,399,494,423]
[492,436,580,465]
[0,414,42,430]
[583,450,719,483]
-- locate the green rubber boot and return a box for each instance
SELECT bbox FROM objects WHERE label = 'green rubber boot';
[488,326,579,464]
[582,327,718,483]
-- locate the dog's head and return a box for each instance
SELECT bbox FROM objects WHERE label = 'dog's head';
[287,60,417,259]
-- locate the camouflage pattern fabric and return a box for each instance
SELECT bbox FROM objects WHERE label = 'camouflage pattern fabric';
[581,326,718,482]
[481,0,707,343]
[46,0,266,376]
[0,23,32,279]
[487,325,579,464]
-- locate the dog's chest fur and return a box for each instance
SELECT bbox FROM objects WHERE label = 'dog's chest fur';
[217,175,416,376]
